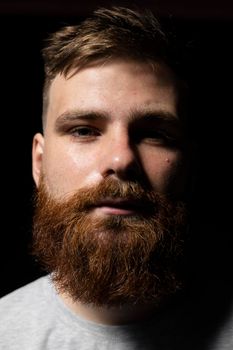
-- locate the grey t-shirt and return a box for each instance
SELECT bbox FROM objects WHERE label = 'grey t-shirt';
[0,275,233,349]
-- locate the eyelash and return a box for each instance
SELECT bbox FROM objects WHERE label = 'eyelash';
[70,126,101,138]
[135,129,177,144]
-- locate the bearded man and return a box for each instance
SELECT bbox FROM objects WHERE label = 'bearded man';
[1,6,232,350]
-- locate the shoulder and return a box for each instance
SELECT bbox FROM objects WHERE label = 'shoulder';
[0,275,50,313]
[211,303,233,350]
[0,275,55,345]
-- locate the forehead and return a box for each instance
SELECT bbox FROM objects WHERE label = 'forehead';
[46,60,178,126]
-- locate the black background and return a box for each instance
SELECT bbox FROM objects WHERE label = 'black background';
[0,2,233,301]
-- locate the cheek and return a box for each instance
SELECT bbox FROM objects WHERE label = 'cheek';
[42,143,101,195]
[143,150,183,191]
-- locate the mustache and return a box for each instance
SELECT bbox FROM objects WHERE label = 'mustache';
[57,178,165,214]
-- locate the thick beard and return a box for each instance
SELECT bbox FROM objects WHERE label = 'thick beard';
[32,177,188,307]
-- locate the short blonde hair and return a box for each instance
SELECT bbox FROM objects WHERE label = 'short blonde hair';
[42,6,186,125]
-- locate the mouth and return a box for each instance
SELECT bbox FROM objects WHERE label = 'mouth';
[92,198,145,216]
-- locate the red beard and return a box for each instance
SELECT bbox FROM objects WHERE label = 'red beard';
[32,177,187,307]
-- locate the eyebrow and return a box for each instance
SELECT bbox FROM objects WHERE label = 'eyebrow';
[54,108,180,132]
[55,110,108,132]
[129,110,180,126]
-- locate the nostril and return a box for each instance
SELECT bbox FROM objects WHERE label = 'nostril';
[103,169,115,178]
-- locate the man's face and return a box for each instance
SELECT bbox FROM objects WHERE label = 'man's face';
[32,60,188,306]
[33,60,186,199]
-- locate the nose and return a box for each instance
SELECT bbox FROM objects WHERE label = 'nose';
[100,129,142,181]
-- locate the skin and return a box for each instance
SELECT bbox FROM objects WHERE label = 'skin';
[32,59,188,323]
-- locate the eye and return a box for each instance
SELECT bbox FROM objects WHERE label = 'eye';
[135,128,182,149]
[144,130,167,140]
[70,126,100,138]
[136,128,174,142]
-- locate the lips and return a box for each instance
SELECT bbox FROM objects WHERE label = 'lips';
[92,198,145,216]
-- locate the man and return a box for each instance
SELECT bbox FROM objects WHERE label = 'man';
[0,6,232,350]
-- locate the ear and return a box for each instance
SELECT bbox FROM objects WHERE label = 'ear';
[32,133,44,188]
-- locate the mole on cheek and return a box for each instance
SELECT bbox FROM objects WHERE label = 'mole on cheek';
[165,158,170,163]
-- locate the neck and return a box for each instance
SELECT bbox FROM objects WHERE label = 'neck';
[60,292,157,325]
